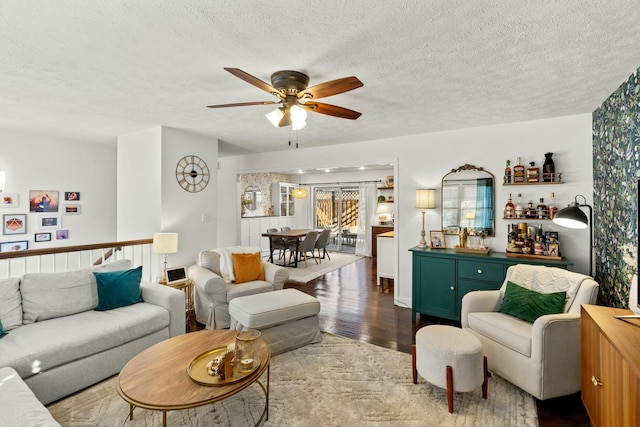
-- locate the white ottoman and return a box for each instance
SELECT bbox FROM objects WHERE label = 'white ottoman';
[0,367,61,427]
[229,288,322,355]
[412,325,488,413]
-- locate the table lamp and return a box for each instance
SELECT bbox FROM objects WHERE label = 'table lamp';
[416,189,436,248]
[376,204,389,224]
[153,232,178,285]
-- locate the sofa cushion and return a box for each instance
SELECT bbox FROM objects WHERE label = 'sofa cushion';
[198,250,222,276]
[0,301,169,380]
[467,311,533,357]
[232,252,265,284]
[94,266,143,310]
[0,318,6,339]
[0,277,22,330]
[214,246,262,282]
[20,259,133,324]
[500,281,566,323]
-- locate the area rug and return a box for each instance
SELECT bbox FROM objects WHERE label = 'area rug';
[286,252,363,283]
[47,332,537,427]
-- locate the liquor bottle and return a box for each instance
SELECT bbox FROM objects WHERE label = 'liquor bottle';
[548,192,557,219]
[504,193,515,218]
[543,152,555,182]
[526,162,540,183]
[507,223,517,244]
[536,198,547,219]
[513,157,525,183]
[534,235,545,255]
[504,160,512,184]
[515,193,524,218]
[525,200,536,218]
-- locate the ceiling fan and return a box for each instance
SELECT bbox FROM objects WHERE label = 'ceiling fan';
[207,68,363,130]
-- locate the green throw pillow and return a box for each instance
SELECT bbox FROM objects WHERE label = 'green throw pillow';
[499,281,567,323]
[94,266,143,311]
[0,318,6,339]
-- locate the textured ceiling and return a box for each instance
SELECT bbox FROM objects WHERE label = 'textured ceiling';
[1,1,639,156]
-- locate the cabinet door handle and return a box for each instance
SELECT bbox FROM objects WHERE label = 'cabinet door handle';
[450,286,455,291]
[477,269,483,274]
[591,375,602,387]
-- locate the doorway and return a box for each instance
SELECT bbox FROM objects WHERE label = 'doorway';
[314,187,359,254]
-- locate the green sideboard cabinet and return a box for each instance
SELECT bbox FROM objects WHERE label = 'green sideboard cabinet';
[409,247,572,322]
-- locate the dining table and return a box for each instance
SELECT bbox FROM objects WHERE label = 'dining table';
[261,228,318,268]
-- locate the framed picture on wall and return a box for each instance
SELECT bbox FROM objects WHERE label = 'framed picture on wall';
[35,232,51,242]
[29,190,59,213]
[2,193,19,208]
[39,214,61,230]
[56,229,69,240]
[64,192,80,201]
[64,204,80,214]
[430,230,446,249]
[0,240,28,252]
[3,214,26,235]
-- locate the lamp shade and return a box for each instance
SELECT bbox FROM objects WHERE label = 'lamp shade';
[552,204,588,229]
[265,108,284,127]
[292,187,308,198]
[152,232,178,254]
[376,204,389,214]
[415,189,436,209]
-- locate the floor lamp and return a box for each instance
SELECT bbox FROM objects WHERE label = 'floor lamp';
[416,189,436,248]
[552,195,593,277]
[153,232,179,284]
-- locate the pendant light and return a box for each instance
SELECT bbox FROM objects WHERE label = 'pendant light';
[292,169,307,199]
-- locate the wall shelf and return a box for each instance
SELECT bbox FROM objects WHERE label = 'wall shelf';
[377,186,394,190]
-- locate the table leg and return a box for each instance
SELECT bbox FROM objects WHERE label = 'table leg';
[267,237,274,263]
[293,239,300,268]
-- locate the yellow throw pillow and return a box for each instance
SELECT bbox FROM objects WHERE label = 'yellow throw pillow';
[232,252,265,284]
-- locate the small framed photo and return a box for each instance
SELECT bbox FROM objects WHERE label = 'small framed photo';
[1,193,19,208]
[35,232,51,242]
[0,240,28,252]
[64,204,80,214]
[56,229,69,240]
[39,214,61,230]
[64,192,80,201]
[3,214,26,235]
[166,266,188,285]
[547,243,560,257]
[430,230,446,249]
[386,176,394,187]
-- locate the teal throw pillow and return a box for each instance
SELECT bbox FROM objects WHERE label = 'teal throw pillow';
[94,266,143,311]
[0,318,6,339]
[499,280,567,323]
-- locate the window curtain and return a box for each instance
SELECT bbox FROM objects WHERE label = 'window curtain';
[355,183,376,256]
[293,186,312,229]
[474,178,493,234]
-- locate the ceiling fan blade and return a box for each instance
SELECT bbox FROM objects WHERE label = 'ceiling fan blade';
[278,109,292,127]
[301,102,362,120]
[207,101,280,108]
[298,76,363,100]
[224,68,283,96]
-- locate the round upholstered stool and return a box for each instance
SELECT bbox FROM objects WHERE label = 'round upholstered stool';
[412,325,488,413]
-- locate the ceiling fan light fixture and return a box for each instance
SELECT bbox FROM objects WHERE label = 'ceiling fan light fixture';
[265,108,284,127]
[292,120,307,130]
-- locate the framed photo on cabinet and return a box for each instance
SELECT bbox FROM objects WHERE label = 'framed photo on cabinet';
[430,230,446,249]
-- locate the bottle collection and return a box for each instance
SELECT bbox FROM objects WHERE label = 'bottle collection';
[503,153,559,183]
[504,192,558,220]
[506,222,560,258]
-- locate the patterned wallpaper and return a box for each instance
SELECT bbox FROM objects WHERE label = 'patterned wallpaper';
[592,67,640,307]
[239,173,292,217]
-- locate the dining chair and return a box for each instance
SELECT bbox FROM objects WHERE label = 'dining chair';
[295,230,319,268]
[267,228,293,260]
[314,228,332,262]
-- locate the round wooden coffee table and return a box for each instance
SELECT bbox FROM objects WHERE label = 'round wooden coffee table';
[118,329,270,427]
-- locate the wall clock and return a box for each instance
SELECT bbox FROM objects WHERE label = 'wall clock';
[176,155,210,193]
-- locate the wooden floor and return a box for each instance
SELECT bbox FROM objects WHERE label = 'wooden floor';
[195,255,590,426]
[284,256,591,427]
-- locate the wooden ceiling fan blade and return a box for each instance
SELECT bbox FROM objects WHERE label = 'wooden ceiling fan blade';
[301,102,362,120]
[298,76,363,100]
[207,101,280,108]
[224,67,283,96]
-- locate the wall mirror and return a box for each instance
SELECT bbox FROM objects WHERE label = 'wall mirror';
[241,185,262,213]
[441,164,495,236]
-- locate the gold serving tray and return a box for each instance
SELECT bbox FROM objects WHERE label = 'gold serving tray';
[454,246,490,255]
[187,346,258,386]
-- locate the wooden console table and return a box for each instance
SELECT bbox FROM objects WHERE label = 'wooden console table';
[581,304,640,426]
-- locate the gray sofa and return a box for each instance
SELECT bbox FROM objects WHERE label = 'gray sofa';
[0,259,185,408]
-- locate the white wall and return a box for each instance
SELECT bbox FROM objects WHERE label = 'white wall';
[0,130,117,247]
[218,114,593,308]
[117,126,218,272]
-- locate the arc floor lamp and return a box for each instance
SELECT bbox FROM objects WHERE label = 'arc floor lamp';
[552,194,593,277]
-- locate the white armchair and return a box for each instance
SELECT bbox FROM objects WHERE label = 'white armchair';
[461,264,599,400]
[188,246,290,329]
